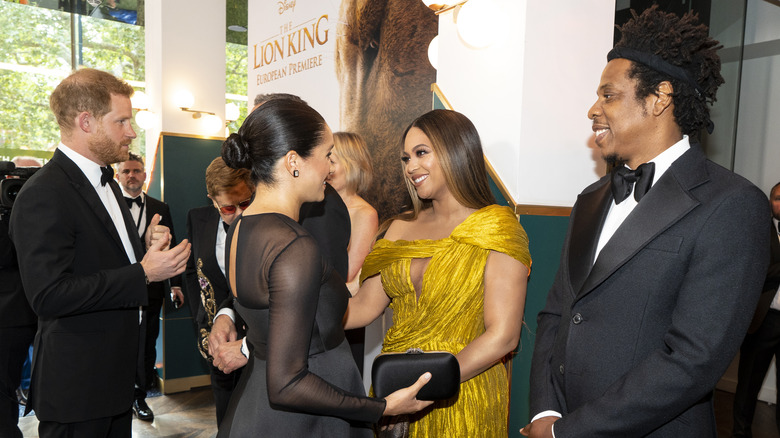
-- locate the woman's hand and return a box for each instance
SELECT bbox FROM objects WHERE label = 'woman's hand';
[382,372,434,416]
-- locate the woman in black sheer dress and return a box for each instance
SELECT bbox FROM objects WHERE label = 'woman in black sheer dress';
[216,99,432,437]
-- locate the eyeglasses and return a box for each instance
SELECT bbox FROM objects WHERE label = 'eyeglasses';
[215,198,251,215]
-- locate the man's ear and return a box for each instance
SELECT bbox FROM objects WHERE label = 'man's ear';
[77,112,92,133]
[652,81,674,116]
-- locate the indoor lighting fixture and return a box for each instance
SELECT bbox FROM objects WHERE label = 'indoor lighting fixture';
[131,90,149,110]
[421,0,468,15]
[457,0,501,48]
[225,102,240,123]
[428,35,439,69]
[134,110,155,130]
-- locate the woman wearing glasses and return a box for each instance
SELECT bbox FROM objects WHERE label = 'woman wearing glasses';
[183,156,255,426]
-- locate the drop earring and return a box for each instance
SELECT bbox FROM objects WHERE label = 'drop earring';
[293,170,299,177]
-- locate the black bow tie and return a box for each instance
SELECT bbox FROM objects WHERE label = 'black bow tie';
[222,221,230,233]
[100,166,114,186]
[611,162,655,205]
[124,196,143,209]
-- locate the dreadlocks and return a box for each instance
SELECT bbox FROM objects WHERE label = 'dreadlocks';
[614,5,724,139]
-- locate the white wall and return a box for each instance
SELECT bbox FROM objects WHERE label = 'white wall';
[144,0,227,159]
[435,0,616,207]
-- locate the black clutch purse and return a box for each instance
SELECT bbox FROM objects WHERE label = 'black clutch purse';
[372,348,460,401]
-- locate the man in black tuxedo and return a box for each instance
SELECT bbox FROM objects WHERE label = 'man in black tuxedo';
[9,68,190,438]
[523,7,770,437]
[182,157,255,426]
[116,152,184,422]
[732,181,780,437]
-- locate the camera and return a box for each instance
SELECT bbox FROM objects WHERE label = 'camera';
[1,161,40,212]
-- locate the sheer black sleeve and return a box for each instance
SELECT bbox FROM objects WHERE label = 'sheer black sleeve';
[236,216,385,423]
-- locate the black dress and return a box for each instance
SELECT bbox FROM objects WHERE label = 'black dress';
[217,213,385,437]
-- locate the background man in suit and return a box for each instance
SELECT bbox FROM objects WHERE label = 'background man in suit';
[0,157,40,438]
[9,68,190,438]
[522,7,770,437]
[182,156,254,426]
[116,152,184,422]
[732,181,780,437]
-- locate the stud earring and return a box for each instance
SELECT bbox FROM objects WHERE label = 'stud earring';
[293,170,299,177]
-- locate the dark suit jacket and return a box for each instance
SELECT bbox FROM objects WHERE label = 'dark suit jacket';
[184,205,236,360]
[0,217,36,328]
[9,149,148,423]
[300,183,351,281]
[143,195,181,299]
[529,145,770,437]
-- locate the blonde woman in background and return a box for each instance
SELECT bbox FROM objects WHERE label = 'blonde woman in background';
[327,132,379,294]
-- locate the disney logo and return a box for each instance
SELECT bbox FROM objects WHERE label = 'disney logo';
[278,0,296,15]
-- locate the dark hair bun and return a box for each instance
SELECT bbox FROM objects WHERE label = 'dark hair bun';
[222,132,252,169]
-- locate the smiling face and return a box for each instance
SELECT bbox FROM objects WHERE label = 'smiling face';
[298,126,334,203]
[88,94,136,166]
[402,127,447,201]
[588,59,659,168]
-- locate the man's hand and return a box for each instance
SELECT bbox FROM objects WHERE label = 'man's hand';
[520,416,558,438]
[209,314,237,357]
[212,339,248,374]
[170,286,184,308]
[140,233,190,283]
[145,213,171,250]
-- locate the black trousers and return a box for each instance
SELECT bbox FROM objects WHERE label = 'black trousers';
[0,325,36,438]
[38,409,132,438]
[210,364,242,427]
[733,309,780,437]
[135,297,163,401]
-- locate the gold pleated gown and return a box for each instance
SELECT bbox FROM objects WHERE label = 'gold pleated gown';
[361,205,531,437]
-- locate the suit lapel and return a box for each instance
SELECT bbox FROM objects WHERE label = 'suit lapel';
[568,180,613,296]
[53,151,128,258]
[110,179,144,261]
[576,146,707,300]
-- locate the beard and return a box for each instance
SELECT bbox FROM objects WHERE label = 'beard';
[88,126,129,165]
[603,153,627,167]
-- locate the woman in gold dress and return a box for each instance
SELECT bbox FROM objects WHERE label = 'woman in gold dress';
[346,109,532,436]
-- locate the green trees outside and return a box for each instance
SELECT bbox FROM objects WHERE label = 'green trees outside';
[1,1,145,160]
[1,1,248,161]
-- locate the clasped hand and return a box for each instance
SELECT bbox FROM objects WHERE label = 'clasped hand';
[209,314,248,374]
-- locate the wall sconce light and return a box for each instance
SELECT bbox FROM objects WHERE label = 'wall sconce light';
[457,0,501,48]
[131,90,155,130]
[134,110,155,130]
[422,0,468,15]
[428,35,439,69]
[225,103,240,123]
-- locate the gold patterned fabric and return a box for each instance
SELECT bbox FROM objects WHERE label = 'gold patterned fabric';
[360,205,531,437]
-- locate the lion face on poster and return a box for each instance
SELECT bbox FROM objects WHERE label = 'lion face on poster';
[335,0,437,221]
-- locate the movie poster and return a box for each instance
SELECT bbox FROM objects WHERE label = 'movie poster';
[248,0,437,221]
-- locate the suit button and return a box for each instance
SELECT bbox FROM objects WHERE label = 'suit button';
[572,313,583,324]
[559,364,564,374]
